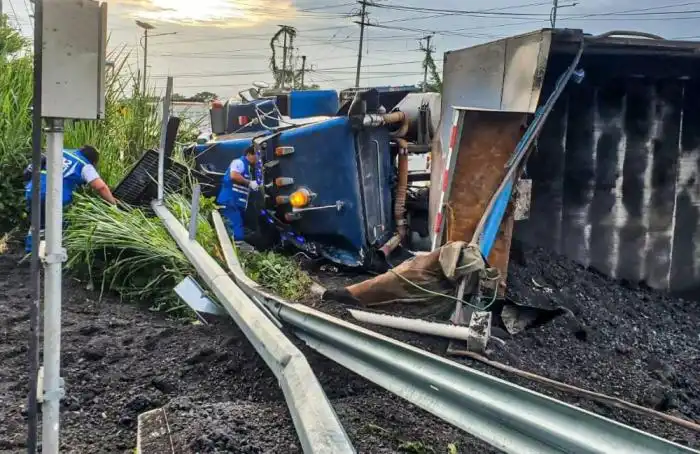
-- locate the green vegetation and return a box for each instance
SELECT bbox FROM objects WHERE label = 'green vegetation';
[241,250,313,301]
[0,18,198,232]
[0,16,33,231]
[0,16,312,312]
[64,192,312,313]
[63,193,219,313]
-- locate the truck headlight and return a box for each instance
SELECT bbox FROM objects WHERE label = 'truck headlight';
[289,188,311,208]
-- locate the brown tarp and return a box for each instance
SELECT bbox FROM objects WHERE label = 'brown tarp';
[327,242,496,307]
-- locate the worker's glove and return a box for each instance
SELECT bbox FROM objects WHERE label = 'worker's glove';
[248,181,260,191]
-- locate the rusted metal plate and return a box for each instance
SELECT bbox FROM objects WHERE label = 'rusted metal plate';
[445,110,526,290]
[428,134,444,234]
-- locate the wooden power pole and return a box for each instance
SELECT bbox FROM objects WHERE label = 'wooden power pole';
[354,0,369,88]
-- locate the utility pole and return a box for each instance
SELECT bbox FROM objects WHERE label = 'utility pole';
[142,28,148,94]
[136,21,154,96]
[550,0,558,27]
[420,34,434,92]
[354,0,368,88]
[300,55,307,89]
[281,31,288,89]
[136,21,176,96]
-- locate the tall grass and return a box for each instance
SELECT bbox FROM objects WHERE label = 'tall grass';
[64,193,219,312]
[0,18,201,230]
[65,193,312,312]
[2,16,312,310]
[0,16,33,230]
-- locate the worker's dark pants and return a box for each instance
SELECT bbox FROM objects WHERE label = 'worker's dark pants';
[24,199,46,254]
[220,204,245,240]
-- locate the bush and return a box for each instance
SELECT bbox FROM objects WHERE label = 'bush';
[0,16,33,232]
[0,17,200,232]
[64,192,312,313]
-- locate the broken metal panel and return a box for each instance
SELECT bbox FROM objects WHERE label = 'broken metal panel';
[439,30,552,163]
[446,110,526,283]
[433,30,554,249]
[174,276,225,316]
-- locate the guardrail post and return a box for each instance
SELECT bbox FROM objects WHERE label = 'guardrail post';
[188,184,201,240]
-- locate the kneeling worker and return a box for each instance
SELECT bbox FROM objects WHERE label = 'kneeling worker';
[217,146,260,240]
[24,145,117,253]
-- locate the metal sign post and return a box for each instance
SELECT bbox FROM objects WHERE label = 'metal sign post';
[27,0,44,451]
[36,2,108,452]
[41,118,65,453]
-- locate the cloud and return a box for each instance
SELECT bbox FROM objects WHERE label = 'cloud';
[108,0,295,27]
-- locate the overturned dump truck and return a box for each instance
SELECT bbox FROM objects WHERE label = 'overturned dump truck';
[432,28,700,295]
[188,87,439,268]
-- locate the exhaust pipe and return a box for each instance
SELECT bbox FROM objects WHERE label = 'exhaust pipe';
[379,137,409,257]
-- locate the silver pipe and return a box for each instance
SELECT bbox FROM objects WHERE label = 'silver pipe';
[42,118,65,454]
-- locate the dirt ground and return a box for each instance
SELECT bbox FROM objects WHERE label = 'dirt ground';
[0,250,493,454]
[2,240,699,453]
[314,240,700,450]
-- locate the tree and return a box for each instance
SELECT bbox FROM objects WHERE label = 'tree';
[419,38,442,93]
[171,93,187,101]
[0,15,27,57]
[189,91,218,102]
[269,26,297,89]
[191,91,218,102]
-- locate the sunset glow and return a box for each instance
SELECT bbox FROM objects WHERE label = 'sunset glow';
[114,0,294,27]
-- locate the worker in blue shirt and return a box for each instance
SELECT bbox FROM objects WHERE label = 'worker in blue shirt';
[24,145,117,253]
[217,146,260,240]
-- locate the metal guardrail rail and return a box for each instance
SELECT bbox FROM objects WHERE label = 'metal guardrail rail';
[159,202,697,454]
[153,202,355,454]
[206,215,699,454]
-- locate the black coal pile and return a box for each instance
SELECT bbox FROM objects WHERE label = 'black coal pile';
[500,242,700,445]
[313,242,700,449]
[0,251,493,453]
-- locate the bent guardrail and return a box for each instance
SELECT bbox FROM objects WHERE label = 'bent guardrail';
[153,201,355,454]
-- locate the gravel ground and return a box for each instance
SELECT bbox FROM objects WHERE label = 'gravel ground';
[314,240,700,450]
[0,250,493,454]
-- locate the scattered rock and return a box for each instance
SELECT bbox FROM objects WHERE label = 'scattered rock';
[151,376,176,394]
[185,347,216,365]
[126,394,154,414]
[1,246,699,453]
[80,340,107,361]
[648,358,677,385]
[78,324,103,336]
[615,344,632,355]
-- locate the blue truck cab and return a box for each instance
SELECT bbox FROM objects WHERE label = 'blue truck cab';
[191,115,395,267]
[190,86,439,268]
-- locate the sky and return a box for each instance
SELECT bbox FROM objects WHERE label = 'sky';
[3,0,700,98]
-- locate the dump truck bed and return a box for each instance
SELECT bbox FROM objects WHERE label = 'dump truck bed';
[434,28,700,293]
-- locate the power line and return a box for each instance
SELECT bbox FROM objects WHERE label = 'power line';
[148,60,429,79]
